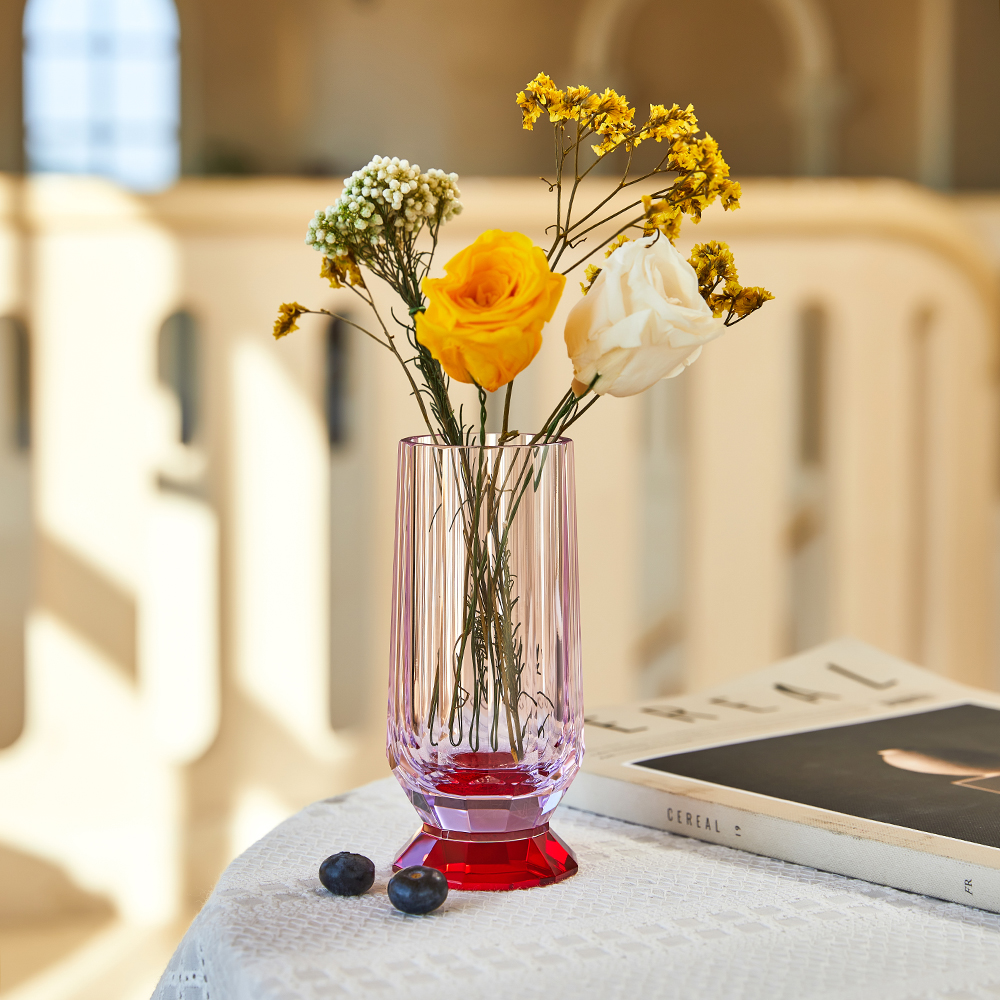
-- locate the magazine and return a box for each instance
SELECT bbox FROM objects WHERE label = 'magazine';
[562,638,1000,912]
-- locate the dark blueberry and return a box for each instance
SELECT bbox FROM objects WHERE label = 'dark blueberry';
[387,865,449,914]
[318,852,375,896]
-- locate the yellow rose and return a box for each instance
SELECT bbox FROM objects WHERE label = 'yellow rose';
[416,230,565,393]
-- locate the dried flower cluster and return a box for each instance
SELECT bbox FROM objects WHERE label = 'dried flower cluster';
[278,73,773,440]
[519,72,746,278]
[688,240,775,324]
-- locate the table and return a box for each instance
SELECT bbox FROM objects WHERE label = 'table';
[154,778,1000,1000]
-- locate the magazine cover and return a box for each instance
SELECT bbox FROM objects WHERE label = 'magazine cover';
[563,638,1000,912]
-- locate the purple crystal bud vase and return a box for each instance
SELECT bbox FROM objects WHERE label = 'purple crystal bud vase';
[387,434,584,889]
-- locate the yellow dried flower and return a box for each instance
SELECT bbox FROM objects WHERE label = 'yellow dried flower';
[729,285,775,318]
[688,241,773,322]
[583,88,636,156]
[580,263,602,295]
[589,88,634,128]
[274,302,306,340]
[641,195,683,241]
[663,134,741,222]
[604,234,632,257]
[527,72,559,97]
[516,90,544,130]
[517,72,562,130]
[635,103,699,146]
[548,84,598,123]
[688,240,738,294]
[581,233,634,292]
[321,253,365,289]
[591,131,628,156]
[720,179,742,211]
[706,279,742,318]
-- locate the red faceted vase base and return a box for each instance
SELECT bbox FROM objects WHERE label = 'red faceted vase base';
[392,823,578,891]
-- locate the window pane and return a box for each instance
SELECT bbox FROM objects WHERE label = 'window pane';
[158,311,199,445]
[23,0,90,34]
[23,0,180,192]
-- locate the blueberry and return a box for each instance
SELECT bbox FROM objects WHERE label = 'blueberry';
[387,865,449,914]
[318,852,375,896]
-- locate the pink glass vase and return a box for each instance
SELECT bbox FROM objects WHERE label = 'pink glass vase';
[387,434,584,890]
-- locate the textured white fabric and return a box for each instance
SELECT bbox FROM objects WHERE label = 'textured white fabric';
[154,777,1000,1000]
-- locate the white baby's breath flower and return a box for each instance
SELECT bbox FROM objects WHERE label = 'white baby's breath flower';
[304,154,463,259]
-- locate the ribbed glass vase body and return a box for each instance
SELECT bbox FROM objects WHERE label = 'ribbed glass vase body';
[387,434,584,837]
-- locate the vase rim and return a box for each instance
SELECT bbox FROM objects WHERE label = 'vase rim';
[400,433,572,451]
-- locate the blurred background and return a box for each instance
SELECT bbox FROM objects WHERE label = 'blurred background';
[0,0,999,996]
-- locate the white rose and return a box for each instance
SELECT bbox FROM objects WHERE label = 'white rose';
[563,234,726,397]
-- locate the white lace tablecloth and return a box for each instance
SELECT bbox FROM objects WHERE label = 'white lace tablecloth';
[153,777,1000,1000]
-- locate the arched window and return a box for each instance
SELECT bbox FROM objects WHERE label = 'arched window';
[797,303,826,468]
[0,317,30,750]
[1,318,31,452]
[325,316,349,447]
[23,0,180,192]
[788,303,829,653]
[158,310,199,444]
